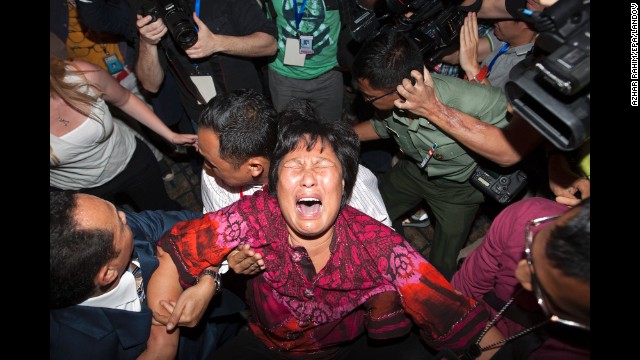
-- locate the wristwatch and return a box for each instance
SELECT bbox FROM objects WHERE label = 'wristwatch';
[196,268,221,296]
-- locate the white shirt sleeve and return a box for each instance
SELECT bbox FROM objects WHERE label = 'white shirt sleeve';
[348,165,393,228]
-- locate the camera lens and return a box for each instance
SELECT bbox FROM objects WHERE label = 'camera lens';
[172,21,198,48]
[164,7,198,49]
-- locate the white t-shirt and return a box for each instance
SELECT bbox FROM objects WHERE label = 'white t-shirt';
[50,73,135,190]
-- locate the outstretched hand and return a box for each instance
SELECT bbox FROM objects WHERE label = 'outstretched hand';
[228,244,265,275]
[459,12,481,79]
[169,133,198,146]
[394,67,442,119]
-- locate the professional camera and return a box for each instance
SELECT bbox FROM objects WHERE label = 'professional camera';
[505,0,590,151]
[139,0,198,49]
[470,165,528,204]
[343,0,465,68]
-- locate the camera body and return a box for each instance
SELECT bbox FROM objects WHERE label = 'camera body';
[470,166,528,204]
[505,0,589,151]
[343,0,464,68]
[139,0,197,49]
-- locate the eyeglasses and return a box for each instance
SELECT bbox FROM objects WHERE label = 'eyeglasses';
[363,89,397,104]
[525,215,590,330]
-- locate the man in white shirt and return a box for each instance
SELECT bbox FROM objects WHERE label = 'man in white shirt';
[198,89,392,228]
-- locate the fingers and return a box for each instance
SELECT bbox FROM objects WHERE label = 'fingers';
[574,178,590,199]
[137,16,168,45]
[470,12,478,39]
[192,12,205,28]
[152,311,170,326]
[160,300,176,313]
[555,195,581,207]
[166,301,185,331]
[421,67,434,87]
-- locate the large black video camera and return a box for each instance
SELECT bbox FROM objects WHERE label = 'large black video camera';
[505,0,590,151]
[344,0,465,69]
[139,0,198,49]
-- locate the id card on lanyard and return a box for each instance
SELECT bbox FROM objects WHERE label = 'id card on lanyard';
[283,0,311,66]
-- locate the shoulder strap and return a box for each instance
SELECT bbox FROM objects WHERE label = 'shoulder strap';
[263,0,277,21]
[160,44,208,105]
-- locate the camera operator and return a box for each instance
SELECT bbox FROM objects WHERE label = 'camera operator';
[135,0,278,127]
[397,0,590,206]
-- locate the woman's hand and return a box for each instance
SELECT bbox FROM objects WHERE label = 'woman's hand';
[228,244,265,275]
[169,133,198,146]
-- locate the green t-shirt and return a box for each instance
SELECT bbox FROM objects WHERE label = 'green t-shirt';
[268,0,340,79]
[370,74,509,182]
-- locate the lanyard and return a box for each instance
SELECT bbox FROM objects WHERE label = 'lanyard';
[194,0,201,31]
[292,0,308,30]
[487,42,509,75]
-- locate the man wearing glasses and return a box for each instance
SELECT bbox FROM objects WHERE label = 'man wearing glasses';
[451,197,590,358]
[352,31,510,280]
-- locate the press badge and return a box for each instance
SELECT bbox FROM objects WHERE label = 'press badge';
[283,38,306,66]
[190,75,217,104]
[299,35,314,54]
[104,54,123,74]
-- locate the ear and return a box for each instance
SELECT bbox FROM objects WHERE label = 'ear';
[247,157,267,178]
[514,259,533,292]
[96,264,119,287]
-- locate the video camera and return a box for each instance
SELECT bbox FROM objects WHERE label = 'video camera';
[344,0,466,69]
[505,0,590,151]
[139,0,198,49]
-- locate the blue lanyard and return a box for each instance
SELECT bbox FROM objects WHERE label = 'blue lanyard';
[293,0,308,30]
[194,0,201,31]
[487,42,509,75]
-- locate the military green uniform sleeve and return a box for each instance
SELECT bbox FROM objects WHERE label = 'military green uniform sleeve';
[432,73,509,129]
[370,117,392,139]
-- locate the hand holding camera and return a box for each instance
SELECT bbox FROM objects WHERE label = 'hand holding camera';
[138,0,198,49]
[183,14,220,59]
[136,13,168,46]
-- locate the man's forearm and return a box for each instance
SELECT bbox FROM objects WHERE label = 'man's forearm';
[212,32,277,57]
[136,42,165,93]
[424,103,540,166]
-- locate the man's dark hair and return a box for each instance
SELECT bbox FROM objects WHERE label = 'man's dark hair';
[50,191,118,308]
[546,198,590,283]
[268,99,360,208]
[197,89,278,168]
[352,31,424,91]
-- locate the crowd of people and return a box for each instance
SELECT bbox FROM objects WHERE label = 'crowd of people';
[51,0,589,358]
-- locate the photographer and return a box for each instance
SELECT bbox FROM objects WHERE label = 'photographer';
[135,0,278,126]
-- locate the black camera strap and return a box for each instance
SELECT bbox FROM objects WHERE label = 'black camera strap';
[160,44,208,106]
